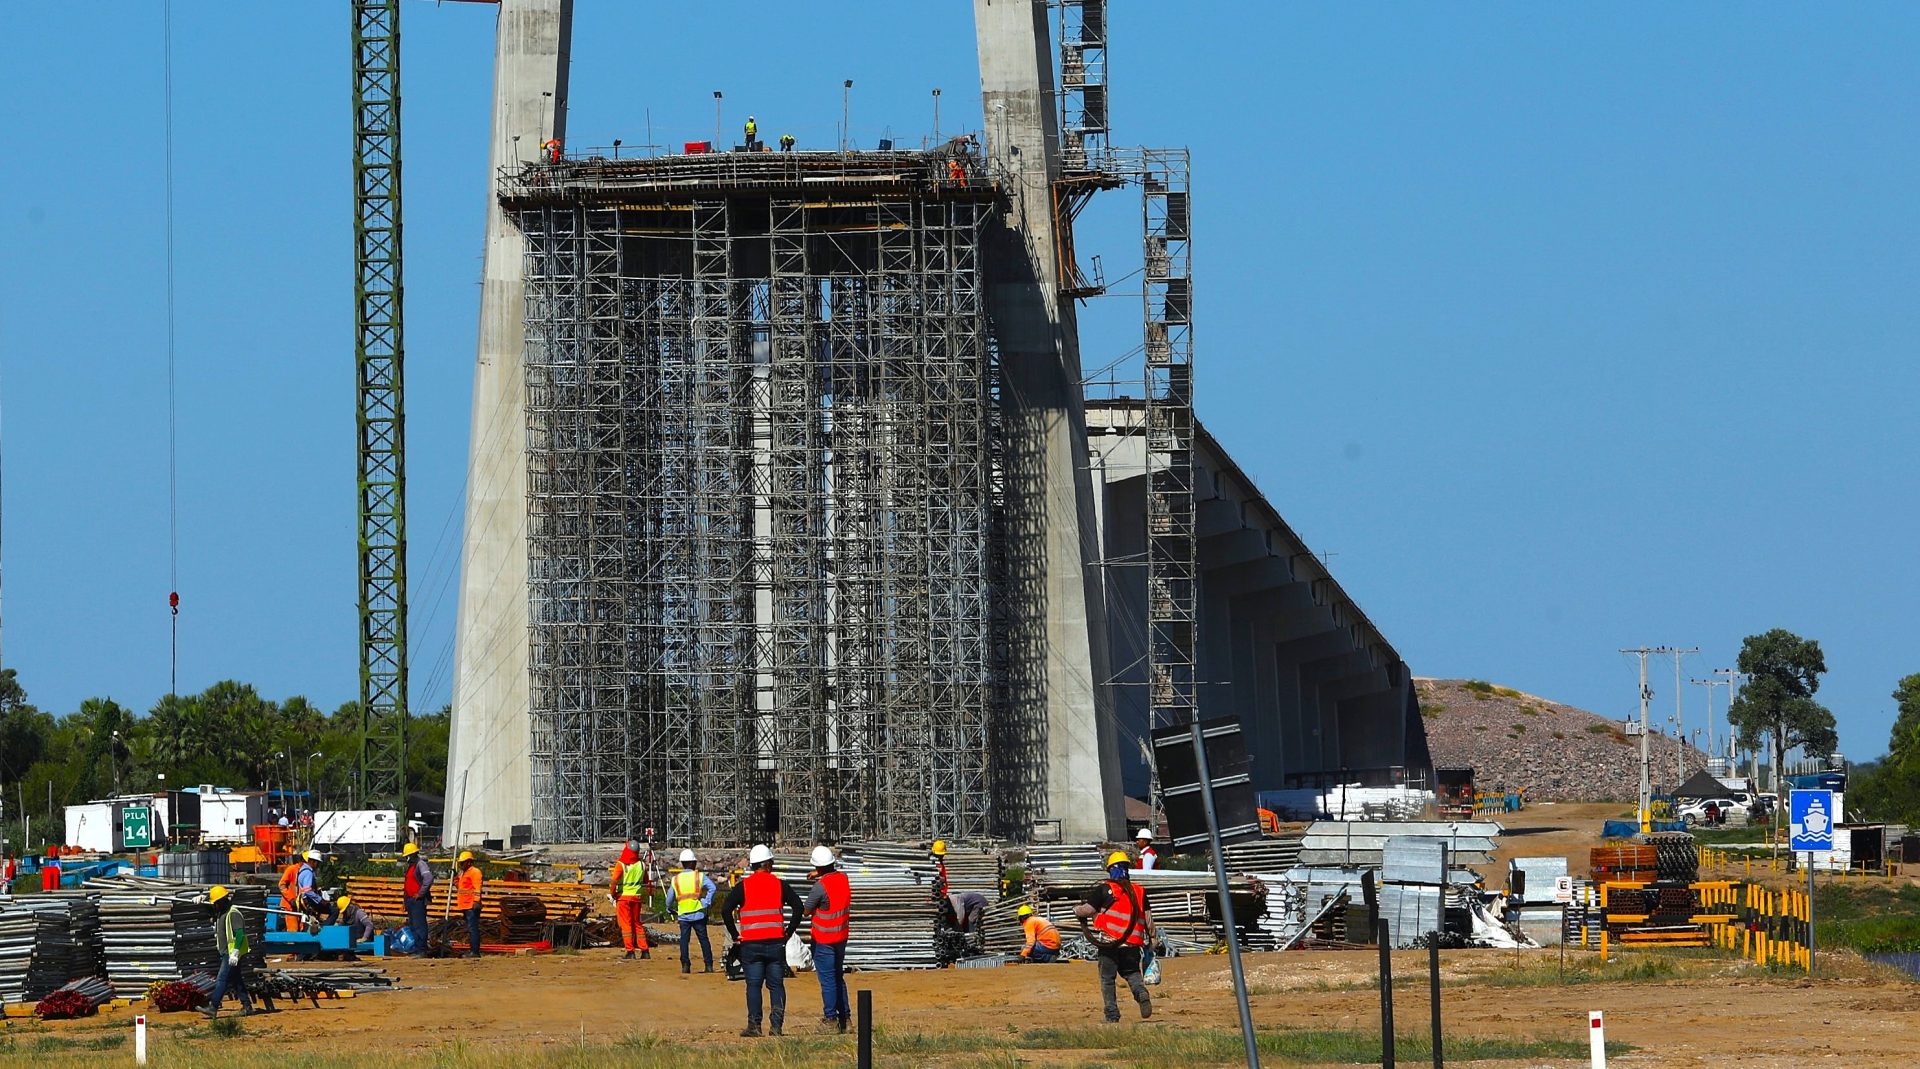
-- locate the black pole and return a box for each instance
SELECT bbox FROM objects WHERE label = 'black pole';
[1191,719,1262,1069]
[1377,918,1395,1069]
[1428,936,1442,1069]
[857,989,873,1069]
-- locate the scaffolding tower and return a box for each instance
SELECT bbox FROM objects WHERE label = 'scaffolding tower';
[512,152,1001,844]
[1139,150,1196,730]
[1056,0,1110,174]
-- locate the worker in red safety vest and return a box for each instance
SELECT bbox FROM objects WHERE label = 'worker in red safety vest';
[610,841,652,960]
[929,839,950,899]
[804,845,852,1033]
[1075,851,1155,1022]
[1134,828,1159,870]
[721,844,804,1037]
[400,842,434,956]
[543,138,562,163]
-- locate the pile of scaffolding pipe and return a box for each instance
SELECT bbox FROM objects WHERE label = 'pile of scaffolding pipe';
[89,876,268,999]
[770,846,946,971]
[0,896,101,1004]
[1259,786,1435,822]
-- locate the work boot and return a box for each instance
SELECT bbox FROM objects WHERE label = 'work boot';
[640,949,650,959]
[201,1007,219,1020]
[836,1017,848,1035]
[739,1024,762,1038]
[622,950,635,960]
[1138,998,1152,1019]
[703,964,715,973]
[681,963,691,974]
[770,1020,783,1037]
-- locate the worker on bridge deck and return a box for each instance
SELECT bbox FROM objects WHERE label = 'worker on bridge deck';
[805,845,852,1033]
[722,843,803,1037]
[611,841,652,959]
[779,133,795,152]
[672,848,717,974]
[1018,904,1061,963]
[455,850,484,958]
[744,115,758,150]
[542,138,562,163]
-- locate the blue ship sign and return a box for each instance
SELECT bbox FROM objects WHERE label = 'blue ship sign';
[1789,789,1835,852]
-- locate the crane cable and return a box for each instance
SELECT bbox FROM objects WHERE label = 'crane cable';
[163,0,180,697]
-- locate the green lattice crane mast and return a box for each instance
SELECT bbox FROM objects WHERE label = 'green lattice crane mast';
[352,0,410,811]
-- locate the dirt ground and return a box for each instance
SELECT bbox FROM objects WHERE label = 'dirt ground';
[9,945,1918,1067]
[12,807,1917,1066]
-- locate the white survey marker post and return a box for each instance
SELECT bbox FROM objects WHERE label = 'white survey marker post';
[1588,1010,1606,1068]
[135,1014,147,1065]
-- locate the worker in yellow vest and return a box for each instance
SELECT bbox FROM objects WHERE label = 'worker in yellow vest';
[672,848,718,974]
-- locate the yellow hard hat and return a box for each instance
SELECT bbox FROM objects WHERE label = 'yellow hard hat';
[207,885,229,904]
[930,840,947,857]
[1017,904,1034,918]
[401,843,419,856]
[1106,851,1131,867]
[457,850,475,863]
[337,895,352,910]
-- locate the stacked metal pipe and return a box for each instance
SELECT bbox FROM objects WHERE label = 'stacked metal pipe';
[91,878,267,998]
[0,897,100,1004]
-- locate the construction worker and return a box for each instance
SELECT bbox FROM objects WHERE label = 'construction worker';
[276,854,303,931]
[456,850,484,958]
[610,841,652,959]
[337,895,377,944]
[944,888,990,947]
[779,133,796,152]
[543,137,562,163]
[295,849,335,925]
[1018,904,1061,963]
[721,844,803,1037]
[1134,828,1159,870]
[929,839,950,899]
[401,842,433,956]
[1079,851,1154,1022]
[744,115,758,149]
[204,886,255,1019]
[946,156,966,184]
[804,845,852,1032]
[672,848,717,974]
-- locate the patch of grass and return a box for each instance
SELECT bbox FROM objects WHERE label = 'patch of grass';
[1463,679,1495,694]
[1518,704,1539,716]
[1511,723,1527,735]
[207,1016,244,1040]
[1421,702,1444,718]
[1551,730,1565,740]
[1818,882,1920,952]
[1585,722,1615,734]
[1493,686,1524,699]
[1016,1025,1628,1066]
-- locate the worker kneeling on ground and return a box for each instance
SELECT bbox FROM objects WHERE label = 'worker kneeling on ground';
[1017,904,1061,963]
[205,886,257,1019]
[1076,851,1154,1022]
[456,851,484,958]
[337,895,377,945]
[723,844,804,1037]
[805,845,852,1033]
[673,848,717,974]
[611,841,652,960]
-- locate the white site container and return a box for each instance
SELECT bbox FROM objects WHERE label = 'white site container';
[311,809,400,848]
[65,802,115,853]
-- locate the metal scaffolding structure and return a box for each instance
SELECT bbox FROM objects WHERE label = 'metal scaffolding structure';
[509,153,1000,845]
[1140,149,1196,731]
[1056,0,1110,175]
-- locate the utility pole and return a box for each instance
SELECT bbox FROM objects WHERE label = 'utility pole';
[1714,667,1744,768]
[1622,648,1657,832]
[1668,647,1698,786]
[1691,677,1731,767]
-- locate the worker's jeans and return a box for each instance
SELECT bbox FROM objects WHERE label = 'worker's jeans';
[464,905,483,955]
[812,939,849,1023]
[680,918,713,969]
[404,896,429,955]
[209,957,253,1014]
[1026,944,1060,963]
[739,939,786,1027]
[1096,945,1150,1021]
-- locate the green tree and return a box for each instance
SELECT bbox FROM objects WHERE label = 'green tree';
[1727,628,1838,828]
[1888,674,1920,762]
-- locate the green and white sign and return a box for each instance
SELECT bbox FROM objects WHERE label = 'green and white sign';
[122,806,153,849]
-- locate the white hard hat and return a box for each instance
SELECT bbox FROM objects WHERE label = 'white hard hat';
[810,845,836,868]
[679,849,697,864]
[1135,828,1153,840]
[748,844,774,865]
[303,849,320,861]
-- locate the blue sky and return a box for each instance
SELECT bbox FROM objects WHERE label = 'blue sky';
[0,4,1913,762]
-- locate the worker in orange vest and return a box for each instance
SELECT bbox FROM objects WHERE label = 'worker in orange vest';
[276,856,304,932]
[1017,904,1061,963]
[610,841,652,960]
[721,844,803,1037]
[804,845,852,1033]
[1078,851,1155,1022]
[455,850,484,958]
[542,138,562,164]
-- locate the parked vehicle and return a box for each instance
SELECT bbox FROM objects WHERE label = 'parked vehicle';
[1678,797,1747,824]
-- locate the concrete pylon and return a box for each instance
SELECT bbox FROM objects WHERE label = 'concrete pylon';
[444,0,572,846]
[974,0,1124,842]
